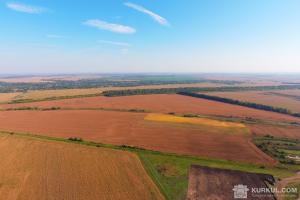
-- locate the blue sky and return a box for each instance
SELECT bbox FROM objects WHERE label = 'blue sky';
[0,0,300,74]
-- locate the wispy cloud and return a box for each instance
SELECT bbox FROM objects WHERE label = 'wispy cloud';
[83,19,136,34]
[6,2,47,14]
[98,40,131,47]
[46,34,65,39]
[124,2,169,26]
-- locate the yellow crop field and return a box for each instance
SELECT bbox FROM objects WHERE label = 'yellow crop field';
[18,88,102,100]
[144,113,246,128]
[0,133,164,200]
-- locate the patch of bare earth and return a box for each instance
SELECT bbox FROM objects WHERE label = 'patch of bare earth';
[186,165,276,200]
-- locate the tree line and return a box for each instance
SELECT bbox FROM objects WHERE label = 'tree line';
[102,85,300,97]
[177,92,300,118]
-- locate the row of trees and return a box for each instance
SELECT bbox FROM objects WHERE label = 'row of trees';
[178,92,300,118]
[102,85,300,97]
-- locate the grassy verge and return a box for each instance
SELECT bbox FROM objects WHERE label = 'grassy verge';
[0,131,297,200]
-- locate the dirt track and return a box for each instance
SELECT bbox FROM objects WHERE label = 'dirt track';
[275,172,300,200]
[0,134,164,200]
[0,110,275,165]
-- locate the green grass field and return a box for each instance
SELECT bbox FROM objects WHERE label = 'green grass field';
[281,149,300,156]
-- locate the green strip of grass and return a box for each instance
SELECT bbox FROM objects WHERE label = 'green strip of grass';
[281,149,300,156]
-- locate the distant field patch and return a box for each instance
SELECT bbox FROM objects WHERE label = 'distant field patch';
[0,92,21,103]
[145,113,245,129]
[2,83,227,103]
[18,88,103,100]
[248,124,300,139]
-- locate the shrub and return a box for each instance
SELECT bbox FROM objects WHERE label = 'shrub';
[68,137,83,142]
[183,113,198,118]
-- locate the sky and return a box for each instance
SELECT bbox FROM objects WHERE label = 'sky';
[0,0,300,74]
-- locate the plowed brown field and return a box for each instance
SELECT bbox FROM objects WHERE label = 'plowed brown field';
[4,94,300,123]
[248,124,300,139]
[0,133,164,200]
[187,165,276,200]
[0,110,275,165]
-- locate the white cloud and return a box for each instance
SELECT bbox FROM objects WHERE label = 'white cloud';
[6,2,46,14]
[98,40,131,47]
[83,19,136,34]
[124,2,169,26]
[46,34,65,39]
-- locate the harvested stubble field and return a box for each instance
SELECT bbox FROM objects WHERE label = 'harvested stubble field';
[0,76,52,83]
[0,133,164,200]
[4,94,300,123]
[0,93,21,103]
[203,90,300,113]
[0,110,274,165]
[17,88,103,100]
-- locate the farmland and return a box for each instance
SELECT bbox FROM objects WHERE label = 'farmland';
[3,94,300,123]
[0,74,299,200]
[3,0,300,197]
[0,110,272,164]
[0,83,229,104]
[0,131,295,200]
[0,92,21,103]
[0,133,164,200]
